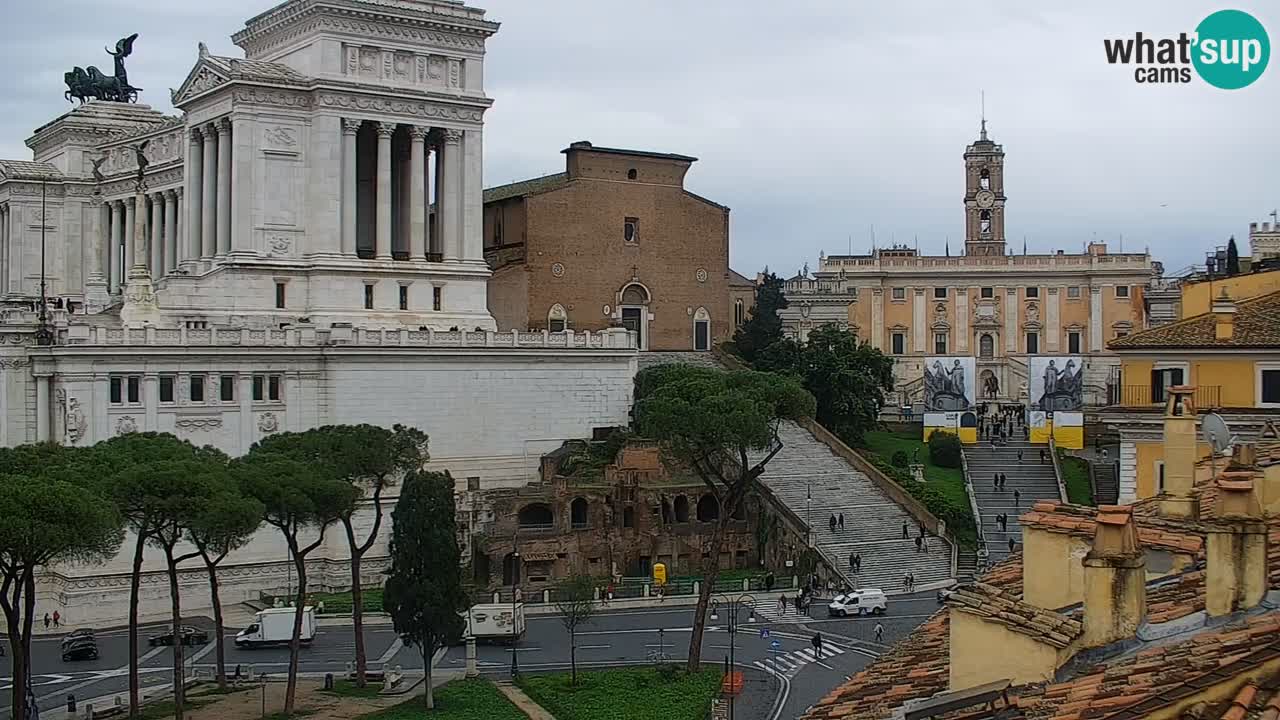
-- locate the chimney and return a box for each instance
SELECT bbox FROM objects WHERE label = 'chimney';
[1213,288,1237,341]
[1082,505,1146,648]
[1158,386,1200,519]
[1205,475,1269,616]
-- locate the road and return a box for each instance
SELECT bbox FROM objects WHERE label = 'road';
[0,592,942,719]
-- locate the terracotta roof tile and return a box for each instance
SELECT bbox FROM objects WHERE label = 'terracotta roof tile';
[1020,502,1205,554]
[1109,290,1280,349]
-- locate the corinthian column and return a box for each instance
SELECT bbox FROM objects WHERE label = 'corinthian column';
[110,200,123,293]
[185,127,203,269]
[440,129,463,263]
[164,190,178,274]
[408,125,427,260]
[341,119,361,257]
[375,122,394,260]
[149,193,164,276]
[201,124,217,261]
[215,118,232,257]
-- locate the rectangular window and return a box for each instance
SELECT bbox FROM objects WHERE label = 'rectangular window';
[1150,367,1185,404]
[1155,461,1166,494]
[364,284,374,310]
[275,282,286,309]
[1026,286,1040,299]
[159,376,175,403]
[1068,331,1081,355]
[399,285,408,311]
[549,318,566,333]
[892,333,905,355]
[109,377,123,405]
[933,333,947,355]
[252,376,265,402]
[268,375,281,402]
[1115,285,1130,298]
[1025,332,1039,355]
[190,374,205,403]
[467,477,481,491]
[126,376,141,404]
[933,287,947,299]
[891,287,905,300]
[1259,368,1280,405]
[220,375,235,402]
[433,286,442,312]
[623,217,639,243]
[1067,286,1081,299]
[980,287,994,299]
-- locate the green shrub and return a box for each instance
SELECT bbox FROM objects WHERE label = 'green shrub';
[927,431,963,469]
[891,450,910,468]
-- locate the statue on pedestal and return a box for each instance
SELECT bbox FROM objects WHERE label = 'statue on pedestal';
[64,34,142,104]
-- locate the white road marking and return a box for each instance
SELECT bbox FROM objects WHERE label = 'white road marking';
[377,637,403,664]
[575,645,610,650]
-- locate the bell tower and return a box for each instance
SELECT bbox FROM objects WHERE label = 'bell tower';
[963,117,1007,257]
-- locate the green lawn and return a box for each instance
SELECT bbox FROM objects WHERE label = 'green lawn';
[358,679,526,720]
[517,667,721,720]
[1060,455,1094,506]
[858,430,976,548]
[322,679,384,699]
[266,588,384,615]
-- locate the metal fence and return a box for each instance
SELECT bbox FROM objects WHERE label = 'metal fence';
[1109,384,1221,409]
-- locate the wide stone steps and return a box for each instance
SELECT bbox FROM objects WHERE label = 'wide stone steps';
[751,422,953,592]
[964,441,1064,565]
[1094,462,1119,505]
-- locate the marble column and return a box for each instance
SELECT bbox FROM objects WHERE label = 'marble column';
[375,122,394,260]
[187,127,204,266]
[215,118,232,257]
[35,374,51,443]
[341,119,360,256]
[870,287,884,350]
[423,141,433,259]
[124,198,136,271]
[408,126,427,260]
[440,129,463,262]
[109,200,123,293]
[431,136,444,257]
[0,205,8,295]
[201,124,217,260]
[1090,287,1104,352]
[164,190,178,275]
[956,288,969,353]
[462,129,484,263]
[149,193,164,276]
[1005,288,1018,353]
[92,200,108,281]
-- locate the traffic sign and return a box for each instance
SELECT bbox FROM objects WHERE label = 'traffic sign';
[770,639,781,649]
[759,628,770,639]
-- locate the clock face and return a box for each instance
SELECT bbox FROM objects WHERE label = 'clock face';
[975,190,995,209]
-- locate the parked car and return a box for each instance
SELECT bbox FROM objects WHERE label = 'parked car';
[937,587,957,603]
[61,637,99,662]
[827,589,888,617]
[148,625,210,647]
[60,629,95,649]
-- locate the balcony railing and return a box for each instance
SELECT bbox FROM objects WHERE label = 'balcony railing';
[1108,385,1222,409]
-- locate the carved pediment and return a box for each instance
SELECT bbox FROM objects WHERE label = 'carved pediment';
[171,58,230,106]
[972,300,1001,327]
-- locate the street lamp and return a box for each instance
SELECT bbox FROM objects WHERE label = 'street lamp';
[510,532,521,680]
[34,180,53,347]
[709,593,755,720]
[806,479,812,547]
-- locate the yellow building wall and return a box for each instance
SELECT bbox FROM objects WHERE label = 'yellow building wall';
[1118,359,1257,409]
[1053,423,1084,449]
[949,612,1070,691]
[1181,269,1280,318]
[1133,440,1215,500]
[1022,529,1090,610]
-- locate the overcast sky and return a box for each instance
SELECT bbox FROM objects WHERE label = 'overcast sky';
[3,1,1276,275]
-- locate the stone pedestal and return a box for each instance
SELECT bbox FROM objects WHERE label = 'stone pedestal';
[84,273,110,314]
[465,637,478,678]
[120,188,161,327]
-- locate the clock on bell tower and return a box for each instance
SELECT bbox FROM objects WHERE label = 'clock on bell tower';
[963,119,1007,257]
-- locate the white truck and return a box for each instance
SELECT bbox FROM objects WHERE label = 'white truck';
[235,606,317,648]
[464,603,525,644]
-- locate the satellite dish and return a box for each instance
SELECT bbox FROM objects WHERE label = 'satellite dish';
[1202,412,1236,455]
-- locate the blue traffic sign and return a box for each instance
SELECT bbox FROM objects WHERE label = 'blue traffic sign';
[759,628,770,639]
[770,639,781,649]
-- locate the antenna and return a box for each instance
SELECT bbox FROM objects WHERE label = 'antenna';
[1270,208,1278,224]
[1202,412,1237,481]
[980,90,987,141]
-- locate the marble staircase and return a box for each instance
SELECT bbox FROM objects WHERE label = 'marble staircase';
[964,440,1062,564]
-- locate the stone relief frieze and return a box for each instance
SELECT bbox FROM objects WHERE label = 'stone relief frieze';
[265,235,293,257]
[0,358,32,369]
[316,93,483,122]
[258,412,279,434]
[65,397,87,444]
[316,17,485,52]
[175,416,223,431]
[232,89,311,109]
[263,126,298,149]
[116,416,138,435]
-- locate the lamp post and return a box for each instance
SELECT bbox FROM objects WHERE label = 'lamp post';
[805,479,812,548]
[34,180,53,346]
[709,593,755,720]
[510,532,520,680]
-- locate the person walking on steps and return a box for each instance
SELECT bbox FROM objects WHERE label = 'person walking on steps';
[902,521,909,539]
[43,613,50,629]
[830,514,837,533]
[1040,448,1047,464]
[812,632,824,658]
[904,572,912,592]
[874,622,885,644]
[993,472,999,491]
[779,594,787,614]
[849,551,857,572]
[854,553,862,573]
[1017,449,1024,464]
[914,536,923,552]
[1008,537,1016,554]
[52,611,60,628]
[1013,488,1021,507]
[838,512,845,531]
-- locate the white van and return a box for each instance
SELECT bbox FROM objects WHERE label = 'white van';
[827,589,887,617]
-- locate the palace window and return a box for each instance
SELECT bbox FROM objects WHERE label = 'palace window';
[1115,285,1130,298]
[252,376,264,402]
[734,299,745,326]
[934,333,948,354]
[979,168,990,191]
[190,374,206,403]
[433,286,443,312]
[1025,332,1039,355]
[892,332,906,355]
[159,376,175,404]
[980,287,994,299]
[364,284,374,310]
[979,333,994,358]
[109,377,123,405]
[220,375,235,402]
[548,304,568,333]
[1258,365,1280,406]
[268,375,281,402]
[127,376,141,404]
[891,287,906,300]
[623,217,639,243]
[1068,331,1082,354]
[275,282,286,309]
[934,287,947,299]
[1067,286,1081,299]
[1026,286,1039,299]
[399,285,409,311]
[252,374,283,402]
[979,210,992,234]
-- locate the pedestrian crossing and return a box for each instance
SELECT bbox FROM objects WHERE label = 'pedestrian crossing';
[752,644,845,678]
[751,601,816,624]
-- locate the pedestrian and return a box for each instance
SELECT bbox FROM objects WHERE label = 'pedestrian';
[1008,537,1016,554]
[52,610,60,628]
[606,582,615,603]
[1101,447,1109,461]
[854,553,862,572]
[830,514,837,533]
[914,536,923,552]
[902,521,909,539]
[993,472,999,491]
[849,551,857,571]
[1024,425,1030,440]
[43,613,50,629]
[1040,449,1047,464]
[765,571,776,592]
[1013,489,1021,506]
[990,434,996,448]
[779,595,787,613]
[796,593,804,614]
[904,573,911,592]
[874,622,885,643]
[1095,435,1101,454]
[1017,449,1023,464]
[909,572,916,592]
[922,536,929,552]
[812,632,823,657]
[838,512,845,531]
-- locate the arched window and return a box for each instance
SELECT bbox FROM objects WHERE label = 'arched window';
[570,497,588,529]
[627,168,637,180]
[503,552,521,585]
[979,210,992,234]
[979,168,990,191]
[674,495,690,523]
[517,503,554,529]
[547,303,567,333]
[622,506,635,528]
[980,333,994,358]
[734,299,746,327]
[621,284,649,305]
[696,495,720,522]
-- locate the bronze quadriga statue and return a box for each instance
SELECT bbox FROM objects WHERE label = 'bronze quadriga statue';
[65,34,142,104]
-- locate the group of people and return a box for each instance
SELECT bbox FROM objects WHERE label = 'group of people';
[991,473,1022,506]
[992,512,1011,532]
[828,513,846,533]
[847,551,863,573]
[979,403,1029,444]
[42,611,62,629]
[902,520,932,553]
[902,571,918,592]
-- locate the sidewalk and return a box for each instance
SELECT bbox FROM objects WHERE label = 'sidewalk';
[493,682,556,720]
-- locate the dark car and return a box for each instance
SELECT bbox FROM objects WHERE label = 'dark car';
[148,625,209,647]
[61,638,99,662]
[60,629,95,649]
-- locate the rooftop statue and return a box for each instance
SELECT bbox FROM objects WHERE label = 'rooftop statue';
[64,34,142,104]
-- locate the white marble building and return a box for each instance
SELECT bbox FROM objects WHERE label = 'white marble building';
[0,0,640,623]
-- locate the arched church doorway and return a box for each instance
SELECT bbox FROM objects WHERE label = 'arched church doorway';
[620,283,650,350]
[693,307,711,351]
[979,333,994,359]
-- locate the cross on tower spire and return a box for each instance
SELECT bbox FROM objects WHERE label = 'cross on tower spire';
[980,90,988,141]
